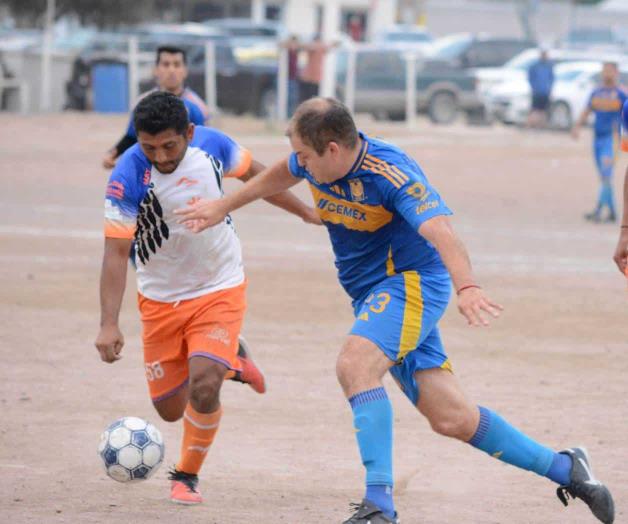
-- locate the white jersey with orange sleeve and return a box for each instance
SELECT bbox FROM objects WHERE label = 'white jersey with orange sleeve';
[104,126,252,303]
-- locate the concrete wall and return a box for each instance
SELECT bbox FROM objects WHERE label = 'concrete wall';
[2,50,75,113]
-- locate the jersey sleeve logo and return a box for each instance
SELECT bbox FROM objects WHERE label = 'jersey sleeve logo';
[106,181,125,199]
[406,182,431,201]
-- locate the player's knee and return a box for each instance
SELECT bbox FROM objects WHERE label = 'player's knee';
[155,407,183,423]
[189,371,223,412]
[428,408,476,440]
[336,347,364,392]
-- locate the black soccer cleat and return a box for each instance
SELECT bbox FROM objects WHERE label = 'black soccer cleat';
[342,499,399,524]
[556,447,614,524]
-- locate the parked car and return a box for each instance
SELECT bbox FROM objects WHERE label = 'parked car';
[473,48,625,109]
[557,27,627,53]
[142,39,279,117]
[64,26,227,110]
[203,18,286,40]
[426,33,535,69]
[373,25,433,52]
[335,45,482,124]
[485,60,628,129]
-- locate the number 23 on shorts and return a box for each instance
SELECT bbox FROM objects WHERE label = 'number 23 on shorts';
[365,292,391,313]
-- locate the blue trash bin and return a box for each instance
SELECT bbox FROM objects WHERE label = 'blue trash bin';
[92,62,129,113]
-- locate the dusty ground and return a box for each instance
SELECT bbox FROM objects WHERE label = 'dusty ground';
[0,112,626,524]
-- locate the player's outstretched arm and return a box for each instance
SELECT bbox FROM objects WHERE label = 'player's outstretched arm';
[95,237,132,363]
[613,166,628,275]
[175,158,300,233]
[571,107,591,139]
[419,215,503,327]
[241,159,321,225]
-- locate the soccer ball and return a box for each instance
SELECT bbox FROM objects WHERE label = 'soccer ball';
[98,416,165,482]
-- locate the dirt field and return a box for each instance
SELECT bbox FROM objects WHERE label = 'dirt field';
[0,112,626,524]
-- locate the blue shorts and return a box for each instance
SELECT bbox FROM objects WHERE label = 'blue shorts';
[594,134,616,179]
[350,271,453,405]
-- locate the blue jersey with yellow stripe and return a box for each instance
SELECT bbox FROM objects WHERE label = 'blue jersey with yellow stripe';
[621,98,628,151]
[288,132,451,302]
[588,86,627,137]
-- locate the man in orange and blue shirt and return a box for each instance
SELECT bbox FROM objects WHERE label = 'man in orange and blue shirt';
[176,98,615,524]
[572,61,627,223]
[95,92,318,506]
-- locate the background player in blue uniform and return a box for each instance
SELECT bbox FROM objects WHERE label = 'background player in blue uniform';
[176,98,615,524]
[102,46,209,170]
[572,61,627,223]
[613,98,628,275]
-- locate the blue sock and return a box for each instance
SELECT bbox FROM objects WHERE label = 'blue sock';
[349,387,395,518]
[546,452,573,486]
[601,182,615,215]
[468,406,572,485]
[366,484,394,517]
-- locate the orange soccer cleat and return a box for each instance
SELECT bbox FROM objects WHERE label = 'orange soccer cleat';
[232,335,267,394]
[169,468,202,505]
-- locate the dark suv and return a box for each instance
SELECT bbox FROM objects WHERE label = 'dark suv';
[336,35,534,124]
[182,41,278,117]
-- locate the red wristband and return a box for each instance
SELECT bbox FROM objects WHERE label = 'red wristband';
[456,284,481,295]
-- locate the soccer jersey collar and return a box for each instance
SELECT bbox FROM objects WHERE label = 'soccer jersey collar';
[346,132,369,176]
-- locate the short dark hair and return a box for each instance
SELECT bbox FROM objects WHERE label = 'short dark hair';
[290,97,358,155]
[156,46,187,65]
[134,91,189,136]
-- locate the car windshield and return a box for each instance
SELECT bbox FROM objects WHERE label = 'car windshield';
[555,69,588,81]
[567,29,615,44]
[430,34,472,59]
[385,32,431,43]
[503,50,539,71]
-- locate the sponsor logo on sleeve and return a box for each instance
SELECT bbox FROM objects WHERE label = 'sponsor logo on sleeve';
[106,181,125,199]
[406,182,430,201]
[416,201,439,214]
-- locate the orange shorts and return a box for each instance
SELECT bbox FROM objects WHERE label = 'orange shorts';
[138,281,247,402]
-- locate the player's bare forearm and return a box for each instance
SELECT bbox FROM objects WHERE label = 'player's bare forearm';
[241,159,319,223]
[229,158,301,212]
[613,167,628,274]
[419,215,503,326]
[572,108,591,137]
[99,237,131,327]
[175,158,301,231]
[418,216,474,291]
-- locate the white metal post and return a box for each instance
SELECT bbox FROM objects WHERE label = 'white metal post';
[320,0,340,98]
[40,0,55,112]
[277,46,289,121]
[204,41,217,116]
[252,0,265,24]
[344,43,357,114]
[404,51,417,128]
[128,36,139,110]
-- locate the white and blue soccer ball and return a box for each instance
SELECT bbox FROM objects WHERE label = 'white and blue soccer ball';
[98,416,164,483]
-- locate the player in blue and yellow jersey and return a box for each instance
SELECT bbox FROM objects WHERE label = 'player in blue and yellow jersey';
[176,98,615,524]
[102,46,210,170]
[572,61,627,223]
[612,98,628,275]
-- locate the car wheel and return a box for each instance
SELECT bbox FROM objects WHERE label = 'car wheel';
[258,88,277,119]
[549,101,572,131]
[427,91,458,124]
